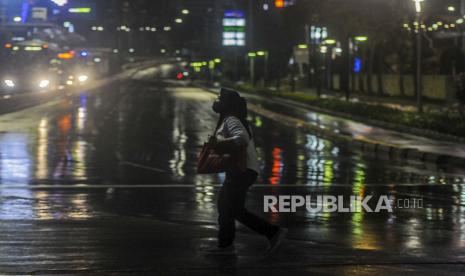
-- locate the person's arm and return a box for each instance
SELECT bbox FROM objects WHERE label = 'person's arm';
[211,117,249,152]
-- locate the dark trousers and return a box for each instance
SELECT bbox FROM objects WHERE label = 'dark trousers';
[218,169,279,247]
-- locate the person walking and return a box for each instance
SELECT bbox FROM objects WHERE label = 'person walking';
[203,88,287,255]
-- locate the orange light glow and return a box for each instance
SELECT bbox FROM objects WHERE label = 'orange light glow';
[269,147,283,185]
[275,0,285,8]
[57,52,75,59]
[4,43,12,48]
[42,44,49,49]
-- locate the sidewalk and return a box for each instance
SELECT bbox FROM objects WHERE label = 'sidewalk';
[278,86,446,113]
[200,84,465,166]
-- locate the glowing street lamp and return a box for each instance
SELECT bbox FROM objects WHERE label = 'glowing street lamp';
[248,52,257,58]
[354,36,368,42]
[414,0,424,13]
[182,9,189,15]
[323,39,337,45]
[413,0,423,112]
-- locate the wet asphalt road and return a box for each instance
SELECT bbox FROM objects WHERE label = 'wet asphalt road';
[1,73,465,275]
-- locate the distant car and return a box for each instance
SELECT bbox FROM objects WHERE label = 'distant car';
[1,67,59,94]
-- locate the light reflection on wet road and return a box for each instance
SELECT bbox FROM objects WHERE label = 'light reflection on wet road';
[1,78,465,273]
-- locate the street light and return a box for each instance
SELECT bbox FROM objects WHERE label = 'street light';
[354,36,368,42]
[256,51,269,86]
[413,0,423,112]
[414,0,424,13]
[323,39,336,45]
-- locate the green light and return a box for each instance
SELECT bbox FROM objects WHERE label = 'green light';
[68,7,92,13]
[297,44,308,49]
[256,51,266,56]
[214,58,221,63]
[248,52,256,57]
[354,36,368,42]
[324,39,336,45]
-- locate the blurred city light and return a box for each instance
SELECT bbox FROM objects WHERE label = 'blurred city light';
[223,10,246,46]
[448,6,456,12]
[354,36,368,42]
[413,0,424,13]
[175,18,183,24]
[25,46,43,51]
[163,26,171,31]
[4,80,15,88]
[324,39,337,45]
[13,16,22,22]
[298,44,308,49]
[51,0,68,6]
[68,7,92,14]
[58,51,74,59]
[275,0,285,8]
[182,9,190,15]
[38,80,50,89]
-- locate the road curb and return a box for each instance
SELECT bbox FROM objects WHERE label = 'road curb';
[197,85,465,167]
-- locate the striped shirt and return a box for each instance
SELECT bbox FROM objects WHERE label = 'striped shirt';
[215,116,260,174]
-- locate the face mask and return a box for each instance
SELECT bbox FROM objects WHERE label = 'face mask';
[212,100,222,113]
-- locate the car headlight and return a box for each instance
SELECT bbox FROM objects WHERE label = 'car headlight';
[78,75,89,83]
[4,79,15,88]
[38,80,50,88]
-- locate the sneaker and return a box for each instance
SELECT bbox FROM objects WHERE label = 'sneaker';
[202,244,236,255]
[266,228,288,255]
